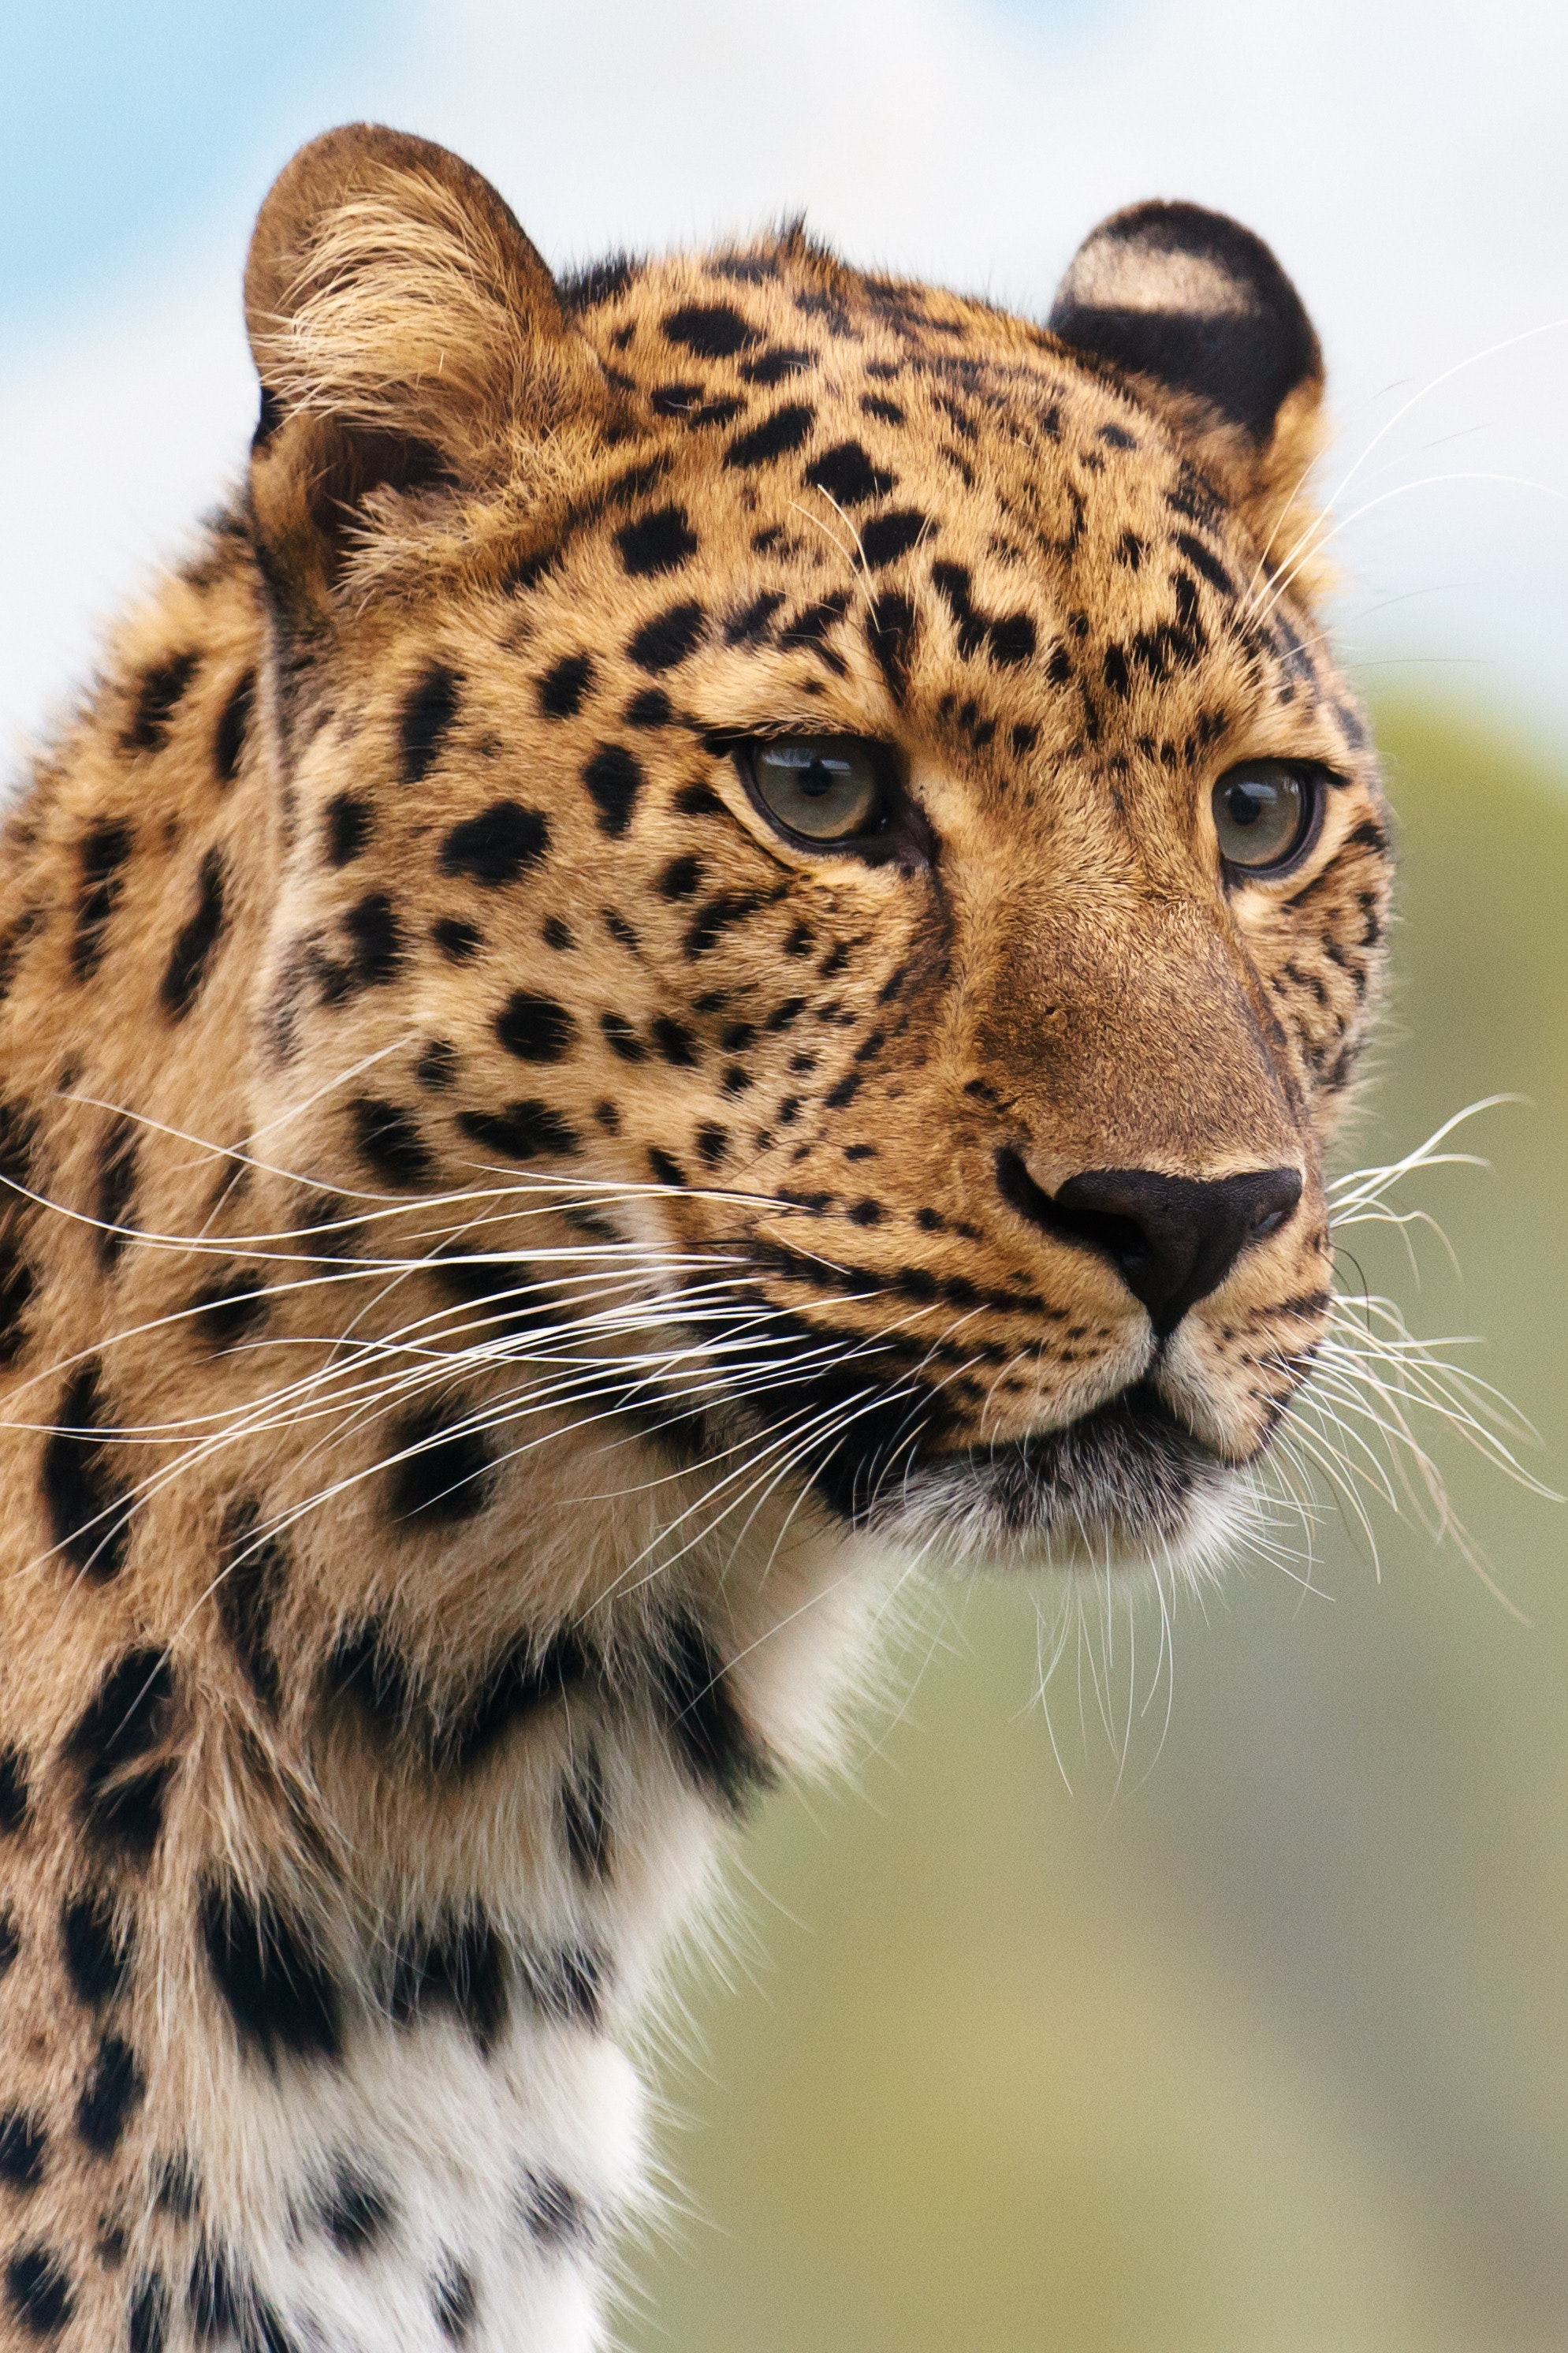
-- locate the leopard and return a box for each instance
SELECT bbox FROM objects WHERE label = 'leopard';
[0,123,1391,2351]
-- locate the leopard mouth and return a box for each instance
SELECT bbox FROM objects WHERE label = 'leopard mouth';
[832,1383,1245,1574]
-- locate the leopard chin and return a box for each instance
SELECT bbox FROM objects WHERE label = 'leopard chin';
[859,1386,1251,1580]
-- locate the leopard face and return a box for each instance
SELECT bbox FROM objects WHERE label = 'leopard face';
[245,130,1391,1581]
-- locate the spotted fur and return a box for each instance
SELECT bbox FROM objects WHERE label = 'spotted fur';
[0,128,1391,2348]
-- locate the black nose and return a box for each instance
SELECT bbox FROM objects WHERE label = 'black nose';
[994,1152,1303,1337]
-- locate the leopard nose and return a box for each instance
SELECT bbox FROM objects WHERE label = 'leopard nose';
[994,1153,1303,1338]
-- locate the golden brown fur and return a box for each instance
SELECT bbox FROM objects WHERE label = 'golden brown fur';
[0,127,1391,2349]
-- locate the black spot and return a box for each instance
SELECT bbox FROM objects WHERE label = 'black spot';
[400,664,462,783]
[124,652,199,754]
[650,1016,698,1067]
[538,653,594,718]
[724,404,815,468]
[932,562,1037,669]
[186,2242,295,2351]
[848,1197,884,1225]
[861,392,905,423]
[319,2163,393,2256]
[416,1039,458,1091]
[866,592,918,703]
[389,1404,494,1525]
[0,2110,45,2188]
[684,890,769,957]
[76,2032,144,2154]
[4,2245,73,2336]
[214,670,255,785]
[561,1748,611,1881]
[97,1117,140,1270]
[695,1124,728,1168]
[497,992,575,1064]
[600,1014,646,1063]
[650,379,703,417]
[740,346,815,385]
[162,849,227,1019]
[341,890,402,988]
[624,688,672,729]
[520,2170,593,2250]
[458,1103,580,1162]
[518,1942,607,2027]
[0,1747,26,1835]
[627,600,706,673]
[676,780,726,816]
[540,915,574,952]
[43,1363,131,1581]
[653,1615,776,1813]
[616,505,698,578]
[657,855,703,901]
[987,611,1037,666]
[192,1273,266,1354]
[646,1147,687,1190]
[432,2258,478,2343]
[560,252,639,311]
[602,907,640,953]
[725,589,787,646]
[662,302,757,358]
[155,2152,200,2220]
[1104,642,1130,696]
[440,801,551,887]
[216,1503,285,1714]
[200,1885,343,2065]
[1175,531,1238,599]
[72,819,134,979]
[581,744,643,837]
[433,915,482,963]
[390,1913,508,2052]
[129,2273,169,2353]
[62,1892,130,2009]
[0,1913,17,1977]
[804,441,895,507]
[349,1097,432,1189]
[325,793,372,867]
[858,509,928,569]
[67,1649,176,1866]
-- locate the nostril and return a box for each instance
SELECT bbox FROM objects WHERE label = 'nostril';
[994,1150,1302,1337]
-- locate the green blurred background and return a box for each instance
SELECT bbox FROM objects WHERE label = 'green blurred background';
[625,703,1568,2353]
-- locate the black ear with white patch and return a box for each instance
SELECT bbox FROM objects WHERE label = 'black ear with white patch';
[1048,201,1320,446]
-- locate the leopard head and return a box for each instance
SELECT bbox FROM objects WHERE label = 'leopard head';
[240,126,1391,1581]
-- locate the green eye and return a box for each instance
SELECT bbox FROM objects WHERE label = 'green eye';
[743,738,885,844]
[1212,761,1323,875]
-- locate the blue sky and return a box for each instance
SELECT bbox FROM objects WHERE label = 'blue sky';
[3,0,1566,755]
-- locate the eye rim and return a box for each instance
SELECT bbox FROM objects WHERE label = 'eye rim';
[729,733,933,867]
[1211,757,1332,884]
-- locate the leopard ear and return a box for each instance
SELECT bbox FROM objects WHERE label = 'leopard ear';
[1048,201,1324,552]
[244,123,609,609]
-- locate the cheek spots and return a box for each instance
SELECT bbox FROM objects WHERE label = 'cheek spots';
[497,993,575,1063]
[324,792,372,866]
[459,1103,579,1161]
[341,892,402,989]
[433,916,481,964]
[201,1885,343,2064]
[43,1363,132,1580]
[627,602,706,671]
[439,802,551,886]
[348,1098,433,1189]
[858,509,929,569]
[66,1647,178,1866]
[213,669,255,784]
[95,1113,138,1269]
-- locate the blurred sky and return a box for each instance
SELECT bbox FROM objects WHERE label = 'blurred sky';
[2,0,1568,759]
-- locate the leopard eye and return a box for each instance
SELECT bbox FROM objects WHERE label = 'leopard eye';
[741,737,885,845]
[1212,760,1324,877]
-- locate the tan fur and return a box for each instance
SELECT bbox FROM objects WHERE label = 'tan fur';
[0,128,1391,2349]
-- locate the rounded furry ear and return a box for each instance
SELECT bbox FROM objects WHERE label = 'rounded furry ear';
[1048,200,1321,445]
[244,124,609,604]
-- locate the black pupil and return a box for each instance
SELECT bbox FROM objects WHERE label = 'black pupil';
[1227,782,1270,829]
[799,756,836,800]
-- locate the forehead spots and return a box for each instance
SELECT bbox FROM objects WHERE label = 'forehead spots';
[931,562,1036,667]
[859,509,929,569]
[439,801,551,886]
[628,601,706,672]
[661,302,758,357]
[803,441,896,508]
[400,663,462,785]
[725,403,815,468]
[616,504,698,577]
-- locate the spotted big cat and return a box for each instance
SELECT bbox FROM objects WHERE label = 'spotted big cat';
[0,125,1389,2350]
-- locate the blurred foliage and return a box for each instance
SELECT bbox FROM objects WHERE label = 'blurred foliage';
[625,700,1568,2353]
